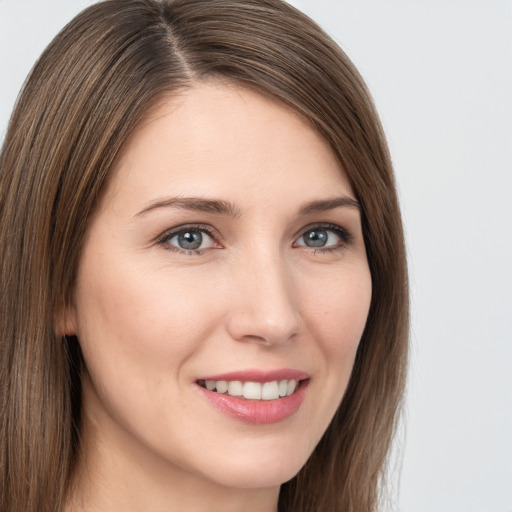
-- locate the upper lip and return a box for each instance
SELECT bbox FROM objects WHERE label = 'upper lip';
[198,368,310,383]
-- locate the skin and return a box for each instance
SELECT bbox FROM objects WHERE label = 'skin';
[62,82,372,512]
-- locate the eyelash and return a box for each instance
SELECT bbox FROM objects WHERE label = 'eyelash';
[296,223,353,253]
[156,223,353,255]
[156,224,219,256]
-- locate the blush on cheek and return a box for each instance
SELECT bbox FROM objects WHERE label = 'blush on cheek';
[310,281,371,345]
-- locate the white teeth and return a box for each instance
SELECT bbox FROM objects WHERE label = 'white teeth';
[286,379,297,396]
[261,381,280,400]
[243,381,262,400]
[202,379,300,400]
[215,380,228,394]
[228,380,243,396]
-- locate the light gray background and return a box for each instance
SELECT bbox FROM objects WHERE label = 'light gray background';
[1,1,511,511]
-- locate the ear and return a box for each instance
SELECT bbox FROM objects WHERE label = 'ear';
[54,301,78,338]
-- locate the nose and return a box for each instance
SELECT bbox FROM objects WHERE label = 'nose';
[226,250,300,346]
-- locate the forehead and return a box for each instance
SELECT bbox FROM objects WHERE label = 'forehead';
[103,82,354,214]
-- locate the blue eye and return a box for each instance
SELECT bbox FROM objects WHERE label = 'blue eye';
[163,227,217,252]
[295,225,350,250]
[159,224,350,254]
[301,228,331,248]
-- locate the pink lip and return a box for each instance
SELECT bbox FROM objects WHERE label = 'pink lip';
[199,368,309,383]
[195,369,310,425]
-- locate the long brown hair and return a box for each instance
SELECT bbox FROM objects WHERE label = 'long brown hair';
[0,1,408,510]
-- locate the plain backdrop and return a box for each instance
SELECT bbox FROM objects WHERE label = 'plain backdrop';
[1,1,511,511]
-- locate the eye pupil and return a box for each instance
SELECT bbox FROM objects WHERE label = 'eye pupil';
[178,231,203,250]
[304,229,327,247]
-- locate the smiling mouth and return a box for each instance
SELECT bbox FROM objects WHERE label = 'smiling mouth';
[197,379,301,401]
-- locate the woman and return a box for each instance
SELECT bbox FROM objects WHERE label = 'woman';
[0,1,408,511]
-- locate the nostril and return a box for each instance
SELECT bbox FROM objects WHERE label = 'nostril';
[226,308,300,346]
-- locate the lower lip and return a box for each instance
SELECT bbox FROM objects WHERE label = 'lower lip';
[197,380,309,424]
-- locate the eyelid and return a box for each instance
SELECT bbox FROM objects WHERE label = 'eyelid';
[293,223,353,250]
[155,222,352,255]
[156,224,223,253]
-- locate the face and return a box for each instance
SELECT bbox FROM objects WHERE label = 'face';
[66,83,372,495]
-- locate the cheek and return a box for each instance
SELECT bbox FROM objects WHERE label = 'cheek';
[299,261,372,412]
[72,256,229,460]
[72,252,224,393]
[303,261,372,353]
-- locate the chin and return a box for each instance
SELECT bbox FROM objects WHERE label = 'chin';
[192,437,312,490]
[207,462,302,490]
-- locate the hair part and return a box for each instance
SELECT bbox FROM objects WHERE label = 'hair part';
[0,1,408,511]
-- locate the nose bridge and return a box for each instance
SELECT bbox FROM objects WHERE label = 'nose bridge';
[227,245,300,345]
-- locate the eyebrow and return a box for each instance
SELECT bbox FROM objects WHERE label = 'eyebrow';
[134,195,360,219]
[135,197,242,218]
[298,196,360,215]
